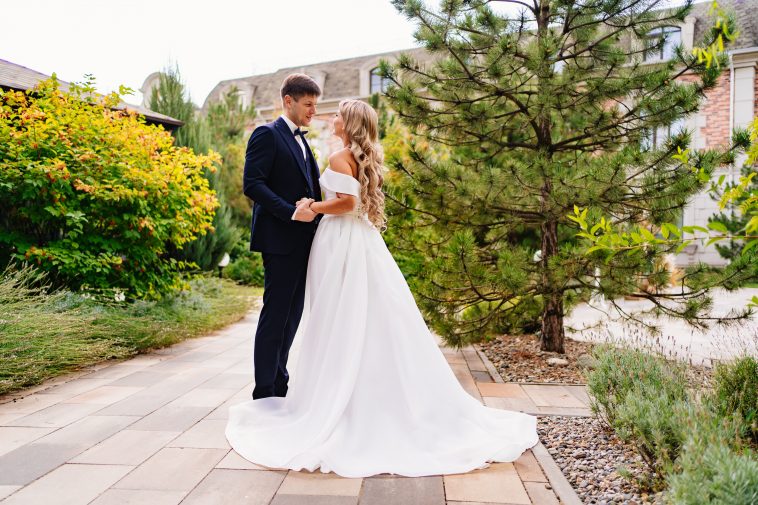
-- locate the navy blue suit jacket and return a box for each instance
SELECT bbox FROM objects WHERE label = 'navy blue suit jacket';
[243,117,322,254]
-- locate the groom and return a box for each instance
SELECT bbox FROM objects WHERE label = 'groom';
[243,73,323,399]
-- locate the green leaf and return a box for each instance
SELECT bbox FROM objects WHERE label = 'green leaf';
[586,245,607,254]
[640,228,657,242]
[707,221,728,233]
[741,239,758,255]
[682,225,709,234]
[706,236,726,246]
[662,222,681,238]
[675,240,693,254]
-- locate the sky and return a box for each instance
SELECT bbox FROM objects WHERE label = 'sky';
[1,0,420,106]
[1,0,690,108]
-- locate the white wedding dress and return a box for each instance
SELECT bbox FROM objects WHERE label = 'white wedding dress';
[226,168,539,478]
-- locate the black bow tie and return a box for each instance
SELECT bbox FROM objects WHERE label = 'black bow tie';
[293,128,308,137]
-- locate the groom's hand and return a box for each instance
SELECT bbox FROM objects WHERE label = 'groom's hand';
[292,200,317,222]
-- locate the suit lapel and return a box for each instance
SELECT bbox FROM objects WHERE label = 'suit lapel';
[274,117,310,187]
[300,135,322,200]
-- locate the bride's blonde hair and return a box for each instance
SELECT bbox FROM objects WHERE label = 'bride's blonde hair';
[339,99,386,231]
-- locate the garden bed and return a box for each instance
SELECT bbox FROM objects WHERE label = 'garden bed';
[0,272,261,396]
[538,416,660,504]
[480,333,595,383]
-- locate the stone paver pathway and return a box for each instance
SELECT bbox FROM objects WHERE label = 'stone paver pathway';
[0,310,584,504]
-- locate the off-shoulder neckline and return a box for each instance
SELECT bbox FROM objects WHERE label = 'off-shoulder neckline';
[324,167,359,181]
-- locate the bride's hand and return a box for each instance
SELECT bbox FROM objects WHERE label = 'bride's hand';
[296,197,314,207]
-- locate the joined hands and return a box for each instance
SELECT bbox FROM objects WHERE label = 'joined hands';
[293,198,317,222]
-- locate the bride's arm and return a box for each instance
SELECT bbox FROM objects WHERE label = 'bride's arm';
[308,157,357,216]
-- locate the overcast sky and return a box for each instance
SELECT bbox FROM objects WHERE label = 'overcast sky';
[1,0,420,106]
[2,0,690,107]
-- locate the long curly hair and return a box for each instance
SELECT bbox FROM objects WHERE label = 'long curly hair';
[339,99,386,230]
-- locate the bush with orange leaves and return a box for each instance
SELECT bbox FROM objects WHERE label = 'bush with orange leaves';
[0,77,220,299]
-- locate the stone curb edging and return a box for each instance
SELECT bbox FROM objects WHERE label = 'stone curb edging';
[532,442,584,505]
[474,343,586,505]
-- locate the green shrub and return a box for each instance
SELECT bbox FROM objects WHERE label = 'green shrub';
[587,346,688,426]
[711,356,758,445]
[664,417,758,505]
[614,390,692,479]
[224,253,264,286]
[0,78,219,299]
[0,266,257,394]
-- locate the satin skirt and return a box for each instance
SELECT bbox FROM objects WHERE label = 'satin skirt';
[226,214,539,477]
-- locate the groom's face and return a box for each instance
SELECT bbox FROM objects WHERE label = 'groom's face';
[284,94,318,127]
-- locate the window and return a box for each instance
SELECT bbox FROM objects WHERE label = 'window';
[369,67,391,94]
[643,26,681,62]
[641,117,685,151]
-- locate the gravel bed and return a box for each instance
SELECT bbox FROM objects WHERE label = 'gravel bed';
[480,334,594,383]
[538,416,663,504]
[480,333,715,387]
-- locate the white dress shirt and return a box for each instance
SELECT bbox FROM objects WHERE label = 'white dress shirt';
[281,115,311,220]
[281,114,307,160]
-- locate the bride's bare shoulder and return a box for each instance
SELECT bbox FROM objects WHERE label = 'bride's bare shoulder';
[328,148,358,178]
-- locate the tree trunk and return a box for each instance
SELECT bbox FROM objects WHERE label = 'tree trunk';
[539,216,565,353]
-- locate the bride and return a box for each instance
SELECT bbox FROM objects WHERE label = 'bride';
[225,99,538,478]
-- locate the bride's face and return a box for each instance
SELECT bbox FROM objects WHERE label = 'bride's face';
[333,111,345,137]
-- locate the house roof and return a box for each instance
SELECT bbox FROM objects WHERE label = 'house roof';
[202,47,432,112]
[203,1,757,113]
[0,59,183,127]
[692,0,758,51]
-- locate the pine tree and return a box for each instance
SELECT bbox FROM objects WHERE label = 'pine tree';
[384,0,741,351]
[149,64,237,271]
[206,86,257,228]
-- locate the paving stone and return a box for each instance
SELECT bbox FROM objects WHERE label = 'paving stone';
[521,385,586,408]
[0,442,84,485]
[201,373,253,390]
[477,383,530,398]
[535,406,592,417]
[1,463,132,505]
[0,426,55,457]
[167,419,230,449]
[524,481,561,505]
[270,495,358,505]
[564,385,591,406]
[278,471,363,496]
[167,387,236,408]
[0,413,24,426]
[360,476,444,505]
[95,391,177,417]
[514,450,548,483]
[0,394,68,415]
[35,415,138,447]
[127,405,212,432]
[107,371,171,387]
[36,378,113,397]
[81,363,151,381]
[471,370,493,382]
[89,489,187,505]
[443,463,530,504]
[62,386,144,405]
[180,468,285,505]
[113,447,227,492]
[71,429,180,465]
[6,402,103,428]
[483,396,539,414]
[216,450,268,470]
[0,485,21,500]
[463,347,489,372]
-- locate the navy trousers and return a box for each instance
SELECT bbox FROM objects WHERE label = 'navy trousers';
[252,240,312,399]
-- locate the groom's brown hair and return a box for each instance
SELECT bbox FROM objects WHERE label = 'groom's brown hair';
[280,73,321,101]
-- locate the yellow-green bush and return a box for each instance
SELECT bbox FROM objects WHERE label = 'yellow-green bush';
[0,78,219,298]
